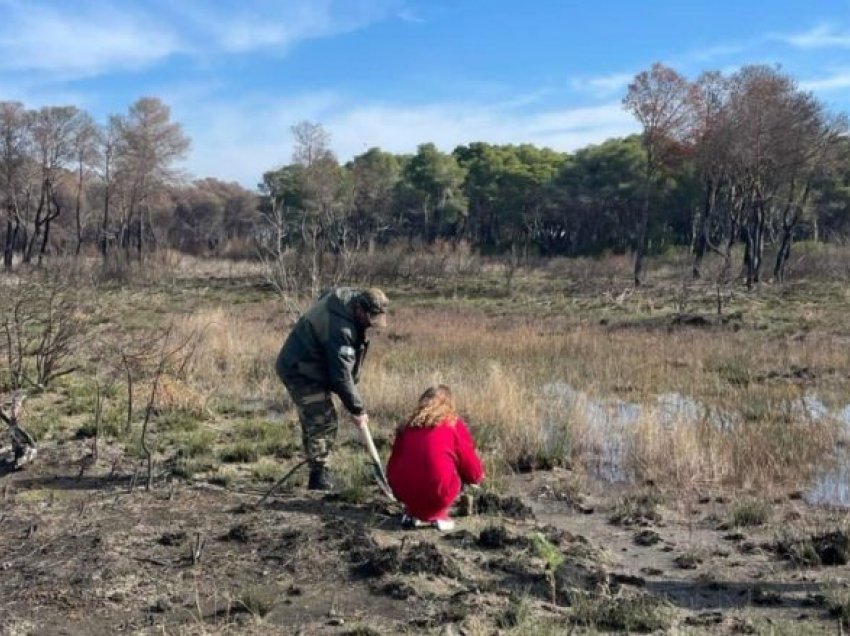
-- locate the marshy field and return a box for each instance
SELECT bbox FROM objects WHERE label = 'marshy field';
[2,246,850,635]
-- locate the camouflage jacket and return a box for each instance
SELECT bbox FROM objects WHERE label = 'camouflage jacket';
[275,288,369,415]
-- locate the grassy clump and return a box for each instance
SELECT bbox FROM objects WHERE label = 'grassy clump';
[730,497,772,527]
[774,531,821,566]
[236,586,275,617]
[232,418,298,457]
[531,532,565,570]
[250,458,284,483]
[208,466,237,487]
[571,592,671,632]
[707,355,753,387]
[169,428,217,458]
[219,441,260,464]
[157,410,204,433]
[609,489,663,527]
[74,410,124,439]
[170,457,217,480]
[827,587,850,629]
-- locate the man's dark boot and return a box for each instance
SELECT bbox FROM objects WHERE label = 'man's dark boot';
[308,463,334,491]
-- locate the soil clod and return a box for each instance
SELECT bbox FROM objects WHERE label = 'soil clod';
[223,523,251,543]
[477,525,512,549]
[475,492,534,519]
[634,530,660,546]
[157,530,187,546]
[353,539,461,579]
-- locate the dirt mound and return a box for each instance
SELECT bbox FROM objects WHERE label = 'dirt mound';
[475,492,534,519]
[510,453,570,473]
[634,529,661,546]
[374,579,417,600]
[555,558,610,595]
[441,529,477,547]
[157,530,187,546]
[351,539,462,579]
[478,524,528,550]
[260,528,311,571]
[539,524,588,547]
[222,523,252,543]
[322,517,369,541]
[775,529,850,566]
[813,531,850,565]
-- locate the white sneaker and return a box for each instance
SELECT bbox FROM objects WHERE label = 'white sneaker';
[14,445,37,469]
[401,514,427,529]
[432,518,455,532]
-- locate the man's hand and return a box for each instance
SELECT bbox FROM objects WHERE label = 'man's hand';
[351,412,369,429]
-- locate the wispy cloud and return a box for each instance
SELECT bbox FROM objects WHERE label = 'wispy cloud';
[685,42,749,63]
[173,0,402,54]
[571,72,634,96]
[0,0,401,78]
[396,7,425,24]
[779,24,850,49]
[177,93,638,187]
[801,70,850,92]
[0,1,181,77]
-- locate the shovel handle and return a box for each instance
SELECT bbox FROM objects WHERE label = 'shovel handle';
[357,422,396,501]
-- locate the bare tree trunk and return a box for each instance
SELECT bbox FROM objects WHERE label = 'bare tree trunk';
[136,207,144,258]
[123,354,133,434]
[692,177,717,279]
[4,209,17,268]
[75,162,84,255]
[141,366,162,491]
[38,189,60,264]
[38,216,51,265]
[773,183,810,283]
[773,229,792,283]
[744,199,764,290]
[634,166,652,287]
[24,180,48,264]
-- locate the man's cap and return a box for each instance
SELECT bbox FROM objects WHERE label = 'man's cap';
[359,288,388,327]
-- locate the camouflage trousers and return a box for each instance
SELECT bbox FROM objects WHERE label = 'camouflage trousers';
[281,379,338,465]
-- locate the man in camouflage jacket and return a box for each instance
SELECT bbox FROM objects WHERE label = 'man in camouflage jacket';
[275,287,388,490]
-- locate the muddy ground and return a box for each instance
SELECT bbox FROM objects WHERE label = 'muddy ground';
[2,440,850,635]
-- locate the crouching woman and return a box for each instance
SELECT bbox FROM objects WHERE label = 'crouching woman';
[387,385,484,530]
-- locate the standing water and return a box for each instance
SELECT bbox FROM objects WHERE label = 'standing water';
[543,382,850,506]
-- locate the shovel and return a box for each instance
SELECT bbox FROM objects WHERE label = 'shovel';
[356,420,396,501]
[256,421,396,507]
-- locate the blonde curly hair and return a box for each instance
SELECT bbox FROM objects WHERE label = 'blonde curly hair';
[404,384,458,428]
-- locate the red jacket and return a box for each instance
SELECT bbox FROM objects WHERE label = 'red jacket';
[386,418,484,522]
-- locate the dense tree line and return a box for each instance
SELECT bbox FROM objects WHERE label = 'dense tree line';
[262,64,849,286]
[1,63,848,286]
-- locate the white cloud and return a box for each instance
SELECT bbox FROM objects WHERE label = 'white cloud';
[571,73,634,97]
[685,42,749,62]
[177,93,639,188]
[0,0,401,77]
[801,70,850,91]
[162,0,401,54]
[171,91,342,187]
[780,24,850,49]
[0,1,181,77]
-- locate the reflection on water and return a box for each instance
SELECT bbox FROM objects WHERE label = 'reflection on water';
[803,401,850,508]
[806,453,850,508]
[542,382,708,483]
[542,382,850,505]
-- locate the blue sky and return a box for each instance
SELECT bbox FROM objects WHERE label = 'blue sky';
[2,0,850,189]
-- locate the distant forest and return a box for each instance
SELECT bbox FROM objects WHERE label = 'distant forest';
[1,63,848,286]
